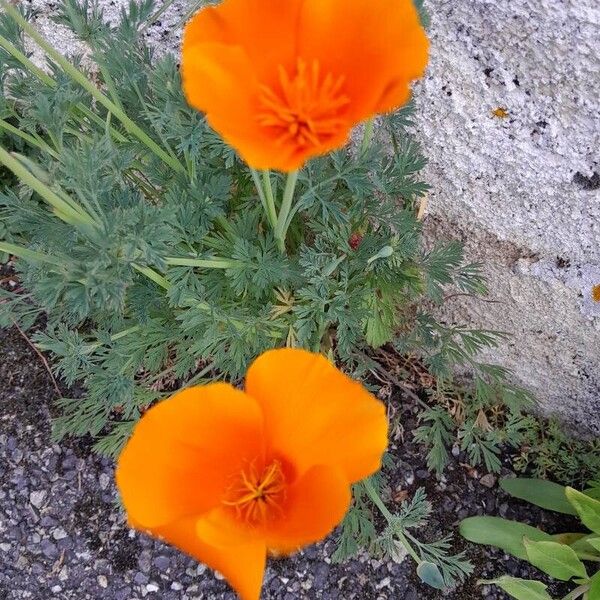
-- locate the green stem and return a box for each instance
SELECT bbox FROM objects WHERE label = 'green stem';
[0,32,127,144]
[261,171,278,230]
[0,32,54,85]
[141,0,180,33]
[164,256,236,269]
[563,585,590,600]
[250,168,275,229]
[362,477,422,564]
[131,264,171,289]
[183,363,216,389]
[0,118,59,158]
[274,170,299,253]
[0,241,65,266]
[1,1,186,175]
[360,118,375,155]
[0,145,97,228]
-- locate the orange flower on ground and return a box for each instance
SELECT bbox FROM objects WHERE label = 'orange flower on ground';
[181,0,429,172]
[116,349,388,600]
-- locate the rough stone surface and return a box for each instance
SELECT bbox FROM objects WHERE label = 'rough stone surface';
[23,0,600,432]
[413,0,600,433]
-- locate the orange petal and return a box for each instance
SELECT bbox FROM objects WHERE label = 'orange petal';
[298,0,429,121]
[156,516,266,600]
[245,349,388,483]
[183,0,303,83]
[116,383,263,529]
[196,506,255,548]
[264,464,351,553]
[181,42,297,170]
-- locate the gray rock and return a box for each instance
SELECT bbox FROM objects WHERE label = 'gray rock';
[415,0,600,434]
[39,539,58,559]
[134,572,149,585]
[52,527,68,540]
[29,490,46,508]
[153,555,170,571]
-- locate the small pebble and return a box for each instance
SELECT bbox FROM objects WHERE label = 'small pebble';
[480,474,497,488]
[52,527,68,540]
[99,473,110,490]
[29,490,46,508]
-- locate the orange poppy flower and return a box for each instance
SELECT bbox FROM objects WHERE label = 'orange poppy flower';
[181,0,429,172]
[116,348,388,600]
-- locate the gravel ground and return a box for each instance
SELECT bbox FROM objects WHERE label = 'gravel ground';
[0,324,575,599]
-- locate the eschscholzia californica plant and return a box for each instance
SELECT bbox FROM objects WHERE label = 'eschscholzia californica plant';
[116,349,388,600]
[181,0,429,173]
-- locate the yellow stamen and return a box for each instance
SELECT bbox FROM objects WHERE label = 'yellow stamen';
[257,59,350,149]
[223,460,287,525]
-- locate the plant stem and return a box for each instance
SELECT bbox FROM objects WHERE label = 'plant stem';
[0,118,59,158]
[131,264,171,290]
[1,1,186,175]
[0,145,96,228]
[274,170,299,253]
[261,170,279,230]
[563,585,590,600]
[141,0,180,33]
[0,241,65,267]
[362,477,422,565]
[164,256,236,269]
[0,32,127,144]
[0,32,54,85]
[360,118,375,155]
[250,168,276,229]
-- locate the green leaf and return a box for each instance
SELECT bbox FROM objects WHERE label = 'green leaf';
[587,536,600,552]
[416,561,446,590]
[364,292,394,348]
[523,538,587,581]
[590,570,600,600]
[480,576,552,600]
[566,488,600,534]
[459,516,553,560]
[500,478,576,516]
[571,534,600,558]
[553,532,586,546]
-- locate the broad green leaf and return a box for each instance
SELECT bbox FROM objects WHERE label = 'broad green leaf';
[524,538,587,581]
[571,534,600,558]
[500,478,576,515]
[460,516,553,560]
[566,488,600,534]
[416,561,446,590]
[553,532,586,546]
[480,576,553,600]
[590,570,600,600]
[588,537,600,552]
[586,488,600,501]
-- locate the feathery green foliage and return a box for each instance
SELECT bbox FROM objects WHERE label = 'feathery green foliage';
[0,0,535,589]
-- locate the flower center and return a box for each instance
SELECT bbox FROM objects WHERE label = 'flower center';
[223,460,287,525]
[257,59,350,149]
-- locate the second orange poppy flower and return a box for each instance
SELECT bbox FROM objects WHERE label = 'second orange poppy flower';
[117,349,388,600]
[182,0,429,172]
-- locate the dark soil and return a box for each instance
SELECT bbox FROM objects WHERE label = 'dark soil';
[0,323,576,599]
